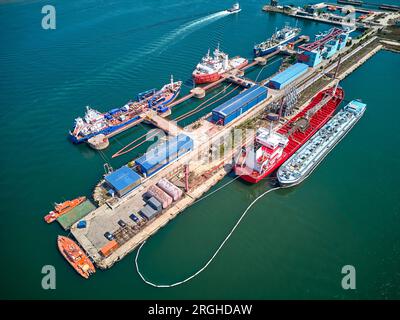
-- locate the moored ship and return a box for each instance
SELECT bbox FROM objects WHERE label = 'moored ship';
[44,196,86,223]
[69,77,182,143]
[57,236,96,279]
[234,86,344,183]
[254,25,301,57]
[278,100,366,186]
[192,46,248,84]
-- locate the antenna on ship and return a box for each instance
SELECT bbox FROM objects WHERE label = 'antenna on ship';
[170,74,174,86]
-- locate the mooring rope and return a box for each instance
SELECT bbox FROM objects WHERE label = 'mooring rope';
[135,184,281,288]
[255,57,283,83]
[174,83,237,122]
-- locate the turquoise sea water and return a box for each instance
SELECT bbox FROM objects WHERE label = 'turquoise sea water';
[0,0,399,299]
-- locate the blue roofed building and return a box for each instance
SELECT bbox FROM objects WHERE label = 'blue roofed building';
[268,63,309,90]
[211,85,268,125]
[135,134,193,177]
[104,165,142,197]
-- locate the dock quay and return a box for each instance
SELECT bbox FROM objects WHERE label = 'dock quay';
[68,24,390,271]
[262,1,400,28]
[57,199,96,231]
[168,37,310,109]
[83,37,312,150]
[145,112,182,136]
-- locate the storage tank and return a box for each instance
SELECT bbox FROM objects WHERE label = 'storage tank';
[146,185,173,208]
[157,178,183,201]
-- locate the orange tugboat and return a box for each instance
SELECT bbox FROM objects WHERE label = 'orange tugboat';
[57,236,96,279]
[44,196,86,223]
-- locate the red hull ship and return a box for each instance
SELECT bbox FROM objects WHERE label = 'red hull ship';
[192,46,248,84]
[44,196,86,223]
[235,86,344,183]
[57,236,96,279]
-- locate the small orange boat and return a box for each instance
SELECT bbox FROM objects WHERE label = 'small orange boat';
[57,236,95,279]
[44,196,86,223]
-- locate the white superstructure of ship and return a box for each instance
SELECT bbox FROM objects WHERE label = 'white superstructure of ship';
[277,100,366,186]
[192,45,248,84]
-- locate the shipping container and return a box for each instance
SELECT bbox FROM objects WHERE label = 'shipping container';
[104,166,142,197]
[135,134,193,176]
[157,178,183,201]
[146,185,173,208]
[212,85,268,126]
[268,63,309,90]
[147,196,162,212]
[99,240,119,257]
[139,205,158,220]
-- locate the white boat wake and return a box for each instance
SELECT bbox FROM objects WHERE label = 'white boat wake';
[123,10,231,64]
[53,10,231,101]
[73,10,231,87]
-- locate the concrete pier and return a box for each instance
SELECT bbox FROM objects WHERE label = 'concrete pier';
[70,28,385,271]
[190,87,206,98]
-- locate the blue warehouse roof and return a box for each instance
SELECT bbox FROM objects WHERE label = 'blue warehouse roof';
[212,85,267,117]
[135,134,193,173]
[105,166,141,191]
[269,63,308,87]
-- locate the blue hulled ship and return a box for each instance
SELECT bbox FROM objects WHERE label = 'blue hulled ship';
[69,77,182,143]
[254,25,301,57]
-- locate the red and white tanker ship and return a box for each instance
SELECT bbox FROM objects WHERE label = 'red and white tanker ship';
[192,45,248,84]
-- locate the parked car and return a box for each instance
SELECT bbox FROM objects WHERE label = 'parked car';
[104,232,114,241]
[118,220,127,228]
[129,213,139,223]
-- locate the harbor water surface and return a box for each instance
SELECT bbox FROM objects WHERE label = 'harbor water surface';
[0,0,399,299]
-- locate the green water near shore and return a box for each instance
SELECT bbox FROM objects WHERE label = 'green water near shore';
[0,0,399,299]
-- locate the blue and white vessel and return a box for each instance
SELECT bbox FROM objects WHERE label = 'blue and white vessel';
[254,25,301,57]
[277,100,366,187]
[69,77,182,144]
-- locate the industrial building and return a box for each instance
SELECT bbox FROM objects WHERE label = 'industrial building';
[297,27,349,67]
[135,134,193,177]
[212,85,268,125]
[104,166,142,197]
[268,63,309,90]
